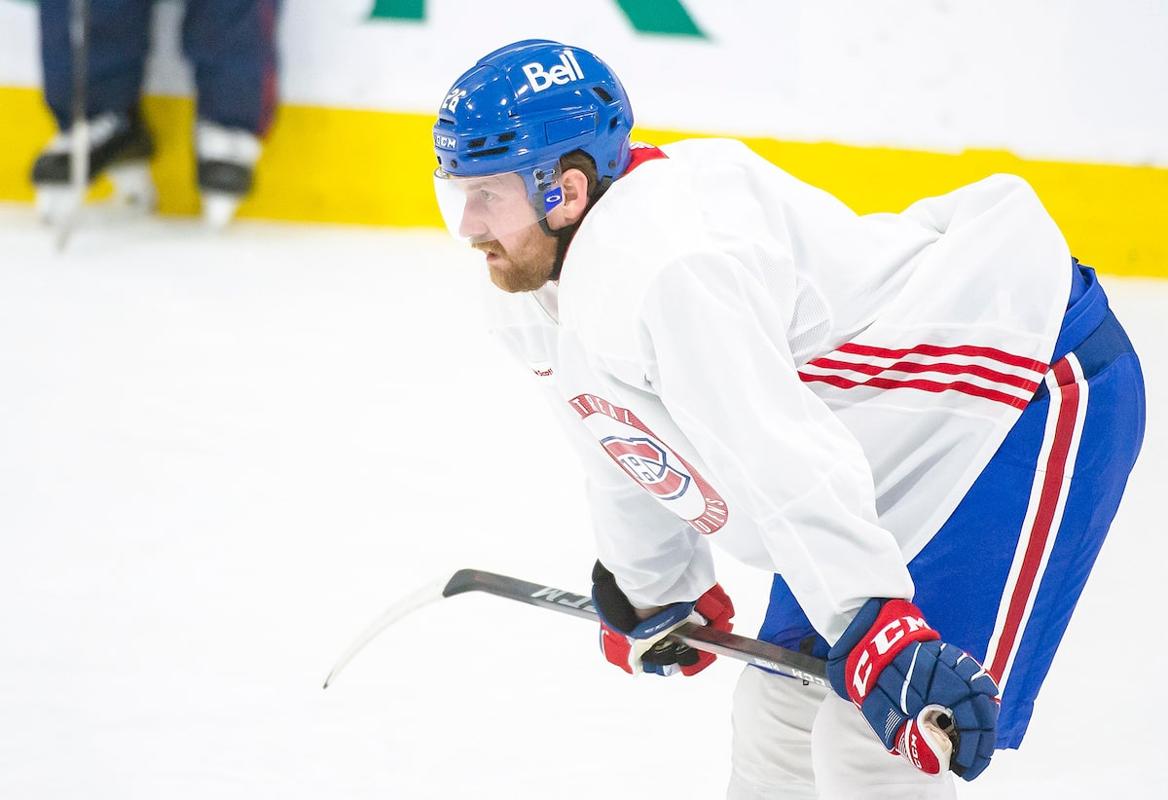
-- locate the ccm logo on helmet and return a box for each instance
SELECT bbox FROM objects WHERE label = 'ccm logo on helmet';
[522,50,585,93]
[434,134,457,150]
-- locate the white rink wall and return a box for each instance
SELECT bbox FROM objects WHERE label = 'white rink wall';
[1,0,1167,164]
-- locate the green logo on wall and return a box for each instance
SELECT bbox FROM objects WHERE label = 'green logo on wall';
[368,0,705,37]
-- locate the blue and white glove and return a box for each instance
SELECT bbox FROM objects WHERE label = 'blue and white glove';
[591,561,734,677]
[826,598,1000,780]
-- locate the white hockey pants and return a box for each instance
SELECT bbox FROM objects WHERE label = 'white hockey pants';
[726,665,957,799]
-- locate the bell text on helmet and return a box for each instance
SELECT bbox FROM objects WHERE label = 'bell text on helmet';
[521,50,585,93]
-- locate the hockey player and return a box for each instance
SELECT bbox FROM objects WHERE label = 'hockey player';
[432,40,1145,798]
[32,0,280,227]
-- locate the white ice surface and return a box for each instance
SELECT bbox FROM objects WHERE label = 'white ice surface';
[0,205,1163,798]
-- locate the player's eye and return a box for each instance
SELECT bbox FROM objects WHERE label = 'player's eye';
[478,189,498,203]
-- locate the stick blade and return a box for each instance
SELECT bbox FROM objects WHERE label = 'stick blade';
[322,576,449,689]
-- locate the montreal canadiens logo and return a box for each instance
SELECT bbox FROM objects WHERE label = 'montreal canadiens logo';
[601,436,691,500]
[569,393,728,535]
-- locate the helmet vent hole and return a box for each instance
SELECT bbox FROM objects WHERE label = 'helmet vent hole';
[592,87,614,103]
[609,118,619,130]
[467,137,487,149]
[497,132,517,143]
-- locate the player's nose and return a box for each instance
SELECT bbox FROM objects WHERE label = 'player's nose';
[458,206,488,240]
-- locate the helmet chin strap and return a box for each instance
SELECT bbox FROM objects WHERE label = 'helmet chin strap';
[539,175,614,282]
[539,216,577,282]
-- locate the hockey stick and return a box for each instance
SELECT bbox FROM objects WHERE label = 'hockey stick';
[323,567,828,689]
[55,0,90,252]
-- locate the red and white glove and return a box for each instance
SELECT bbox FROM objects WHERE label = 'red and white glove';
[590,560,734,676]
[826,598,1000,780]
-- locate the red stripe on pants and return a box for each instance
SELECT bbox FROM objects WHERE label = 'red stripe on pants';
[988,357,1080,682]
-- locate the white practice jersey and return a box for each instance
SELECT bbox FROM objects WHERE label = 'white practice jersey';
[486,139,1071,643]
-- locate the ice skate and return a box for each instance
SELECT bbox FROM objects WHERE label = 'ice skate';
[196,121,261,229]
[32,108,156,225]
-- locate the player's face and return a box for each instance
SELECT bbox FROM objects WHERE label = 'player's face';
[452,173,536,241]
[444,172,558,292]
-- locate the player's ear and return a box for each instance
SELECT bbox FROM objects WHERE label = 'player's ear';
[556,168,590,226]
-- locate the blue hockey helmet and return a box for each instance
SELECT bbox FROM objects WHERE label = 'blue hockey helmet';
[433,39,634,243]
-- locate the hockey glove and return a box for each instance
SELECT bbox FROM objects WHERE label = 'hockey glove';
[826,598,1000,781]
[591,561,734,677]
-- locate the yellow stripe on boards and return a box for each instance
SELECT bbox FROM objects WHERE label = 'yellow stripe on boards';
[719,133,1168,280]
[0,87,440,224]
[1,86,1165,277]
[1,86,56,199]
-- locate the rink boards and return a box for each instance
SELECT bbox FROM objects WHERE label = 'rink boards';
[2,85,1165,277]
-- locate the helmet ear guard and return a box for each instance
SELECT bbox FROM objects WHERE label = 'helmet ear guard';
[531,162,563,213]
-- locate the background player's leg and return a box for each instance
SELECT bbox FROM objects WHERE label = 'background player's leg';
[182,0,279,135]
[34,0,155,221]
[726,666,821,800]
[182,0,280,226]
[38,0,152,128]
[811,693,956,800]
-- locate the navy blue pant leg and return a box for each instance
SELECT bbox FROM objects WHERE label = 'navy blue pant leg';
[39,0,153,129]
[182,0,281,135]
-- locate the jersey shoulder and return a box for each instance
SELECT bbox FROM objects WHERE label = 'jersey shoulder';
[557,139,800,364]
[556,148,711,364]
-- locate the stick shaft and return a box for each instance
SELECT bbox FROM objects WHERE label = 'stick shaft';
[442,569,828,686]
[325,567,829,689]
[57,0,90,251]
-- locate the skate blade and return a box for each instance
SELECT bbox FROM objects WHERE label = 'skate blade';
[107,161,157,212]
[201,192,242,230]
[35,185,81,227]
[35,161,155,224]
